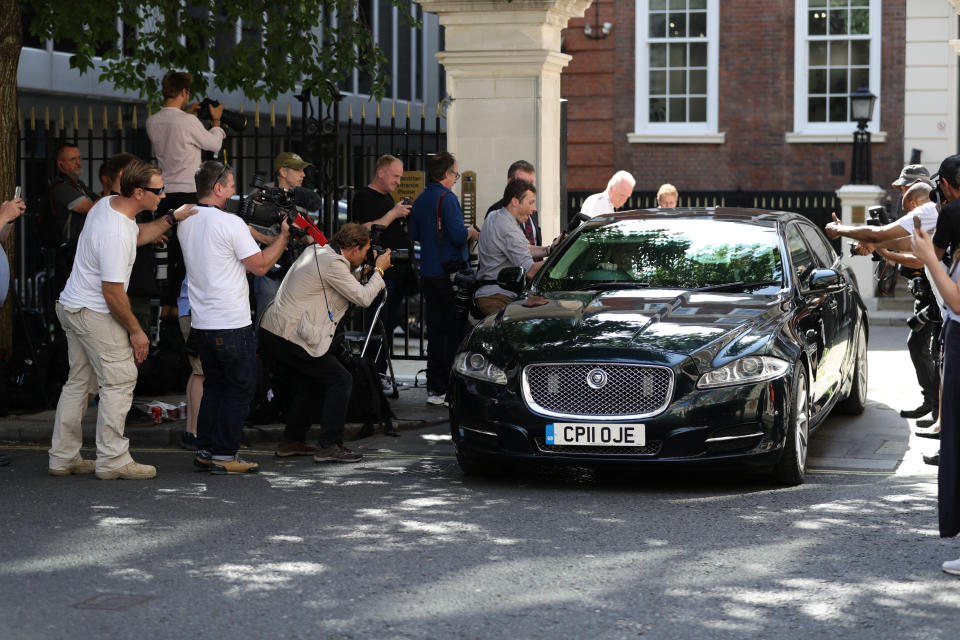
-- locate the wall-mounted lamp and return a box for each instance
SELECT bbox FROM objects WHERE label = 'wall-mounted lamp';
[583,3,612,40]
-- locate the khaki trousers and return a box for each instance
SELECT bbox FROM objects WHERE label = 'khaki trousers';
[475,294,513,318]
[49,303,137,473]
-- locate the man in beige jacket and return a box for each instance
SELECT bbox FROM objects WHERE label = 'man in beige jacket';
[259,224,393,462]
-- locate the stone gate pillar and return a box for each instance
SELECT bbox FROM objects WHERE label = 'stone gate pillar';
[416,0,591,242]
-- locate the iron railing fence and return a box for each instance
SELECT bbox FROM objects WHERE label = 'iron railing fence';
[13,99,447,359]
[566,189,844,252]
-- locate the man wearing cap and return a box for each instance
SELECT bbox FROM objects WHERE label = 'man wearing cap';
[274,152,311,190]
[825,163,941,422]
[249,151,315,323]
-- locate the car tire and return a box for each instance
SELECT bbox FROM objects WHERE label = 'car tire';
[456,450,494,477]
[772,366,810,487]
[836,321,867,415]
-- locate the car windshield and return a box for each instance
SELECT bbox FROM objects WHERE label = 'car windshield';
[540,218,784,292]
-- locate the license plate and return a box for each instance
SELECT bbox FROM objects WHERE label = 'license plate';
[545,423,645,447]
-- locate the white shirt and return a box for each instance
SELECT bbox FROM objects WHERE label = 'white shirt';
[146,107,225,193]
[58,196,138,314]
[178,205,261,330]
[896,200,938,234]
[580,191,614,218]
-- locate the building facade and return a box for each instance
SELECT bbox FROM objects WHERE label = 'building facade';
[562,0,912,194]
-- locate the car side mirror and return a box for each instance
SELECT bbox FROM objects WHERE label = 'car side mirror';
[497,266,525,294]
[808,268,840,290]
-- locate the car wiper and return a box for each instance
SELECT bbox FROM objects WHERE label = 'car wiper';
[575,281,651,291]
[693,280,782,292]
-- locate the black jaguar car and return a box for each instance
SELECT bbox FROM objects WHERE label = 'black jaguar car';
[448,208,868,485]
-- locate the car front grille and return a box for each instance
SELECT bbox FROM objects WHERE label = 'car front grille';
[522,363,673,419]
[534,437,663,456]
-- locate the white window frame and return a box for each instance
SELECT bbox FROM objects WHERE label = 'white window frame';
[630,0,723,144]
[788,0,885,143]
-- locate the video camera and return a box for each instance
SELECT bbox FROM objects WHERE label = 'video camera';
[367,223,410,267]
[225,175,328,246]
[197,98,248,131]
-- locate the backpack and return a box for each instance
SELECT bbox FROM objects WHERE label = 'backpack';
[337,348,395,438]
[36,177,71,248]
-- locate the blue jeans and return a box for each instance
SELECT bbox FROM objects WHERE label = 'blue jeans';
[193,325,257,456]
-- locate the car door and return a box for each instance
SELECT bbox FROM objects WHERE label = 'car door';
[798,221,854,400]
[785,223,837,412]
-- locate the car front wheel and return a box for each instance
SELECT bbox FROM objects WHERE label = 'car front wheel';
[772,366,810,486]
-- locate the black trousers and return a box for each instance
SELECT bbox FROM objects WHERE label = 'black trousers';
[258,329,351,446]
[907,314,941,410]
[159,191,197,307]
[940,320,960,537]
[420,275,467,395]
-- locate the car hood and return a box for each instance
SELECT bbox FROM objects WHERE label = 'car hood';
[487,289,786,366]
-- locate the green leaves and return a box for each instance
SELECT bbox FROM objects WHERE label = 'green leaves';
[22,0,413,105]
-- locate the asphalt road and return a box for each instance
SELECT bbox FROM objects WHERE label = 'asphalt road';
[2,325,959,639]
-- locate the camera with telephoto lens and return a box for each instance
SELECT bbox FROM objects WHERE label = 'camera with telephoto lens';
[452,268,478,322]
[367,224,410,267]
[197,98,248,131]
[905,269,941,331]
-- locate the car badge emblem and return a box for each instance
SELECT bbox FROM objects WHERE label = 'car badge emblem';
[586,368,608,389]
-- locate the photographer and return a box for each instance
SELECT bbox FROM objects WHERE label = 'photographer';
[910,153,960,574]
[259,223,391,462]
[248,152,316,323]
[825,164,940,422]
[146,71,226,311]
[474,179,547,316]
[353,155,413,389]
[409,151,479,407]
[178,161,291,475]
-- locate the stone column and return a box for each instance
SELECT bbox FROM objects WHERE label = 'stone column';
[416,0,591,242]
[835,184,886,309]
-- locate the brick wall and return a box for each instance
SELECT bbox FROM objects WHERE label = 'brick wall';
[562,1,905,195]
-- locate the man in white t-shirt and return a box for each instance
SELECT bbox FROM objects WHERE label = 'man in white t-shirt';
[178,161,291,475]
[826,170,941,422]
[580,170,636,219]
[49,161,197,480]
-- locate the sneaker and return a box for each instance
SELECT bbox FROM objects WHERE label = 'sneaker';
[943,558,960,576]
[313,443,363,463]
[179,432,198,451]
[923,453,940,466]
[275,440,318,457]
[426,393,446,406]
[96,461,157,480]
[210,455,260,475]
[193,451,214,472]
[48,459,96,476]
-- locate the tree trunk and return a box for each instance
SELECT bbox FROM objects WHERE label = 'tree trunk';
[0,0,21,351]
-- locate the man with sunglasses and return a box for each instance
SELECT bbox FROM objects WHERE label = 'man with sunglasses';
[49,161,197,480]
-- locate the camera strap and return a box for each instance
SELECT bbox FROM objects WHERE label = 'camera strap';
[435,191,449,243]
[313,245,335,322]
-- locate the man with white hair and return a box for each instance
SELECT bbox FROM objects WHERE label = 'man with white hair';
[580,170,636,218]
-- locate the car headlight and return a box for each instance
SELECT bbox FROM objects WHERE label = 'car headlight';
[454,352,508,385]
[696,356,789,389]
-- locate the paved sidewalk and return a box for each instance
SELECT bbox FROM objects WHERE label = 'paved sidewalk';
[0,359,447,449]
